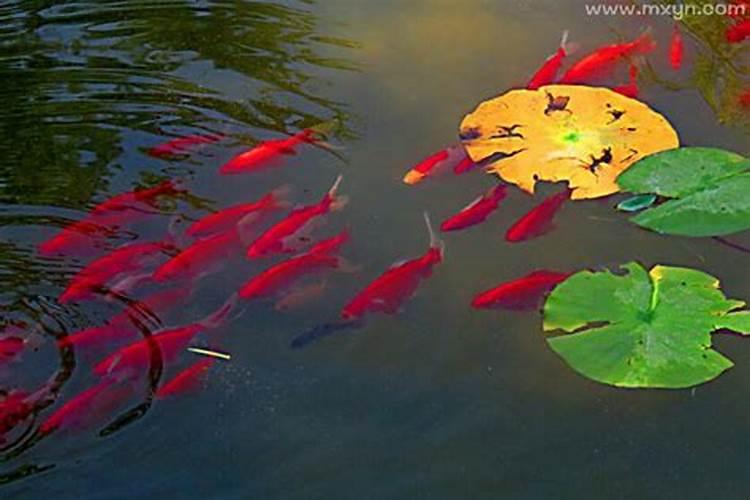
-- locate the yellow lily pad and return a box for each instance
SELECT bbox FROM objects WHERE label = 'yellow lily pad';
[459,85,680,200]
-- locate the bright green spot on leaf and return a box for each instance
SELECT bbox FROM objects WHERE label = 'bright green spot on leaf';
[543,262,750,389]
[562,131,581,143]
[616,147,750,236]
[617,194,657,212]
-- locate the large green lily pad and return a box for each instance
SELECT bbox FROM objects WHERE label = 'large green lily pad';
[543,262,750,389]
[617,147,750,236]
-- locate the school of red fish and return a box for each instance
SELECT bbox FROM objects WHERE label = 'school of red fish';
[2,19,748,446]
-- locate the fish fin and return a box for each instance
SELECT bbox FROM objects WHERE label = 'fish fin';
[330,194,349,212]
[423,212,444,255]
[199,293,238,329]
[560,30,579,55]
[336,257,361,274]
[268,185,293,209]
[328,174,343,196]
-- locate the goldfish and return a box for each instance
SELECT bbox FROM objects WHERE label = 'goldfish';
[59,241,173,303]
[38,379,133,435]
[239,230,349,301]
[726,19,750,43]
[471,270,571,310]
[274,280,329,312]
[59,287,190,349]
[741,90,750,108]
[505,189,569,242]
[93,294,235,378]
[91,179,185,215]
[440,184,507,232]
[186,188,288,238]
[402,145,475,185]
[246,175,346,258]
[155,358,214,399]
[147,133,223,158]
[669,25,684,70]
[153,230,240,282]
[341,213,443,319]
[559,32,655,84]
[219,129,318,175]
[38,213,122,256]
[0,337,25,363]
[0,390,35,442]
[612,63,640,98]
[527,31,573,90]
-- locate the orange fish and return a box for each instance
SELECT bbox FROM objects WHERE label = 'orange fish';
[38,213,123,256]
[341,214,443,319]
[612,63,640,98]
[528,31,573,90]
[38,379,133,435]
[559,32,655,84]
[59,241,173,303]
[505,189,569,242]
[246,176,346,258]
[59,287,190,349]
[155,358,214,399]
[219,129,318,175]
[153,230,240,282]
[727,19,750,43]
[740,90,750,108]
[472,270,571,310]
[0,390,35,442]
[186,188,288,238]
[93,295,235,378]
[669,25,684,70]
[440,184,507,232]
[239,230,348,301]
[148,133,223,158]
[402,145,475,184]
[91,179,184,215]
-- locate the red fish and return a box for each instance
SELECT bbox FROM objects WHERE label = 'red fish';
[59,287,190,349]
[612,63,640,98]
[0,390,35,442]
[341,214,443,319]
[239,230,349,301]
[38,379,133,435]
[93,295,235,378]
[148,133,223,158]
[0,336,25,363]
[669,25,684,70]
[741,90,750,108]
[153,230,240,282]
[246,176,346,258]
[440,184,507,232]
[559,32,655,84]
[727,19,750,43]
[505,189,570,242]
[219,129,318,175]
[186,188,288,238]
[38,213,123,256]
[155,358,214,399]
[471,270,571,310]
[59,241,172,303]
[528,31,573,89]
[403,146,478,184]
[91,179,185,215]
[402,149,450,185]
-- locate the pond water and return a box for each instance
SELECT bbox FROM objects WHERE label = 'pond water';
[1,1,749,498]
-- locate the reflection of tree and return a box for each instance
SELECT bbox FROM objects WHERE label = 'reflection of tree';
[0,0,358,483]
[0,0,357,209]
[646,1,749,130]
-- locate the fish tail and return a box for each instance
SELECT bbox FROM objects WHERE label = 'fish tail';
[328,174,343,196]
[560,30,579,55]
[327,174,348,211]
[199,293,238,329]
[268,185,292,209]
[423,212,445,255]
[634,29,656,54]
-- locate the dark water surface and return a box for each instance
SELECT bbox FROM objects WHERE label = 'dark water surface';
[1,0,749,498]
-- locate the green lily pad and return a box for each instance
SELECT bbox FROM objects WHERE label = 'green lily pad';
[616,147,750,236]
[543,262,750,389]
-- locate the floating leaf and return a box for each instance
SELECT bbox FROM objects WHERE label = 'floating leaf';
[616,193,657,212]
[543,262,750,389]
[459,85,680,200]
[617,147,750,236]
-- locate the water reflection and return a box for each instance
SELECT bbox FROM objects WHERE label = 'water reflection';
[0,0,357,485]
